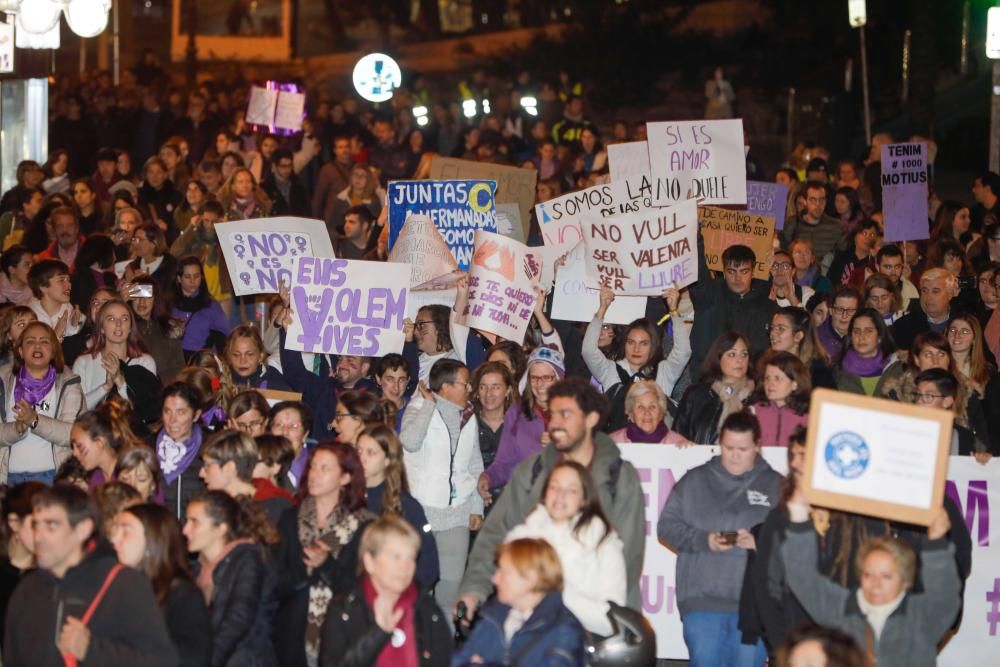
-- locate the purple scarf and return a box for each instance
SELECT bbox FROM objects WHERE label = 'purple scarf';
[796,265,818,288]
[14,366,56,406]
[841,348,887,377]
[156,424,204,485]
[625,421,670,443]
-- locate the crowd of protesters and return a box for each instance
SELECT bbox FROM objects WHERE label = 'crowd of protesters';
[0,61,987,667]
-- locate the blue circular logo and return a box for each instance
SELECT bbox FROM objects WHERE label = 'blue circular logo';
[824,431,871,479]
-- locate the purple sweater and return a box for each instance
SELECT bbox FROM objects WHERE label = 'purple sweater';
[751,402,808,447]
[172,301,231,352]
[484,403,547,488]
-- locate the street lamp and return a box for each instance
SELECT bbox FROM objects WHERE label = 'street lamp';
[987,7,1000,172]
[849,0,872,146]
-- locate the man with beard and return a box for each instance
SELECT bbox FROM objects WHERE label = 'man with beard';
[455,377,645,623]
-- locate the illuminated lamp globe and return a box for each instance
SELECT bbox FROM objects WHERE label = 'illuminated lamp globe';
[65,0,110,38]
[17,0,61,34]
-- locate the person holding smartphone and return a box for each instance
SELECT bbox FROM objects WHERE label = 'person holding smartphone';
[657,410,783,666]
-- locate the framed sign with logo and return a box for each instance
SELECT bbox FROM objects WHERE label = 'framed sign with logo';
[802,388,952,526]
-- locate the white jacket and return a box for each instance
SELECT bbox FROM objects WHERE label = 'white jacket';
[506,505,627,635]
[400,394,482,510]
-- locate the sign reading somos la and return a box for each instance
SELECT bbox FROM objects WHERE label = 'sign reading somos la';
[284,257,410,357]
[217,217,336,296]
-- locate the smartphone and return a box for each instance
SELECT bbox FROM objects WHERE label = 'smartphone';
[720,531,739,545]
[128,284,154,299]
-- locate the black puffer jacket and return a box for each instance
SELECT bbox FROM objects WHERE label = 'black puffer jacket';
[318,585,452,667]
[200,542,278,667]
[673,382,725,444]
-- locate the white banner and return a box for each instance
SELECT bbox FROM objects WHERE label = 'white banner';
[619,444,1000,664]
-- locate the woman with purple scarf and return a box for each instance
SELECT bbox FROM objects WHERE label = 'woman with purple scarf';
[608,380,692,445]
[0,321,83,485]
[834,307,904,396]
[152,381,207,519]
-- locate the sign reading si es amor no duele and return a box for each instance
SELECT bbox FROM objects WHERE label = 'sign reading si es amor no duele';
[698,206,775,280]
[217,218,336,296]
[582,199,699,295]
[284,257,410,357]
[387,179,498,271]
[645,119,747,207]
[461,231,538,344]
[880,142,930,242]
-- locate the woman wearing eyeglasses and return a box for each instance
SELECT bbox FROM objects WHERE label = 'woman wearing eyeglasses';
[769,249,814,308]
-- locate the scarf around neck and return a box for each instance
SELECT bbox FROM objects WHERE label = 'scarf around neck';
[14,365,56,406]
[625,420,670,443]
[841,348,887,377]
[361,575,419,667]
[157,424,204,484]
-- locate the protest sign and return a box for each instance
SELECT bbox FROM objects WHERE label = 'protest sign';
[461,231,537,344]
[495,203,525,243]
[621,443,999,662]
[551,243,647,325]
[581,200,699,295]
[284,257,409,358]
[645,119,747,206]
[273,91,306,131]
[245,86,305,132]
[405,288,456,319]
[881,142,929,242]
[429,157,537,238]
[387,214,459,290]
[387,179,498,271]
[745,180,788,230]
[803,388,951,526]
[245,86,278,127]
[217,217,335,296]
[608,141,652,182]
[697,206,774,279]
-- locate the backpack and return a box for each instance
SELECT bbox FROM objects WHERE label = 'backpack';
[604,364,637,433]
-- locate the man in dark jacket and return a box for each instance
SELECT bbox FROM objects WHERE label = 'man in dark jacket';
[689,237,777,374]
[890,268,959,352]
[262,149,310,217]
[3,485,178,667]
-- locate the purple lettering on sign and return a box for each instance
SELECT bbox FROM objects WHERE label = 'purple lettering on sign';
[641,575,677,615]
[946,479,989,546]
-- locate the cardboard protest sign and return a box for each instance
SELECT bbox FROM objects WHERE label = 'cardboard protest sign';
[746,180,788,230]
[387,214,459,290]
[607,141,651,182]
[429,157,537,239]
[582,200,699,296]
[645,119,747,206]
[217,218,336,296]
[697,207,774,279]
[551,243,647,325]
[803,388,951,526]
[461,231,537,344]
[495,203,525,243]
[881,142,929,242]
[245,86,278,127]
[246,86,305,132]
[284,257,410,357]
[387,180,498,271]
[273,91,306,132]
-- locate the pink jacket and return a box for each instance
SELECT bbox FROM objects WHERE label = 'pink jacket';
[750,402,808,447]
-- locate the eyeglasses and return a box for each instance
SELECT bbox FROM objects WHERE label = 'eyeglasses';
[947,327,973,337]
[236,419,265,432]
[771,262,792,271]
[413,320,433,330]
[446,381,473,390]
[333,413,357,422]
[529,374,557,384]
[831,306,857,316]
[912,392,944,403]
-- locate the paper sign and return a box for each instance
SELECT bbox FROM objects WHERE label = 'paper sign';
[429,157,537,239]
[461,231,537,344]
[607,141,651,182]
[582,200,699,295]
[803,388,951,526]
[405,288,456,319]
[246,86,278,127]
[551,243,647,325]
[285,257,410,357]
[645,119,747,206]
[697,207,775,279]
[495,203,524,243]
[387,180,498,271]
[880,142,929,242]
[217,217,336,296]
[388,214,460,290]
[274,91,305,131]
[745,181,788,230]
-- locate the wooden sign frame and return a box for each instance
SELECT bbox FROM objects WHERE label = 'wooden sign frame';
[258,389,303,405]
[802,388,952,526]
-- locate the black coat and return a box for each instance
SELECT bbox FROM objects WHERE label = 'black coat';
[673,382,725,444]
[2,541,178,667]
[272,506,373,667]
[164,578,213,667]
[319,586,453,667]
[198,542,278,667]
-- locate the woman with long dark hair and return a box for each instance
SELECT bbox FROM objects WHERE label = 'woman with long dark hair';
[470,361,517,482]
[747,351,812,447]
[273,441,375,666]
[169,256,230,358]
[674,332,755,444]
[111,502,212,667]
[356,424,440,588]
[153,382,208,519]
[128,275,185,385]
[833,307,902,396]
[72,401,144,487]
[124,223,178,297]
[183,490,278,667]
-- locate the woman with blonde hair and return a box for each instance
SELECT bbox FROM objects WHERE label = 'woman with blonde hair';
[217,167,271,221]
[356,423,440,587]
